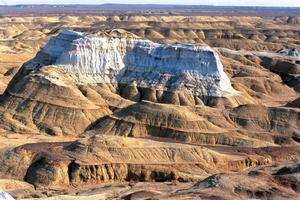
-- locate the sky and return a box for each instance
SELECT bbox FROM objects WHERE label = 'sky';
[2,0,300,7]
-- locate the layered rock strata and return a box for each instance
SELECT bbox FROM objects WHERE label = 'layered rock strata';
[22,135,270,187]
[0,67,111,135]
[25,30,238,104]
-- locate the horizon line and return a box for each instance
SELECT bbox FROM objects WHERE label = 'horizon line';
[1,3,300,8]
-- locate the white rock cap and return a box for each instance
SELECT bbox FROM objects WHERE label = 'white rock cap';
[25,30,238,97]
[0,192,15,200]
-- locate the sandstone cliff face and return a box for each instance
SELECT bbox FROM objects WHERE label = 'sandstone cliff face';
[25,30,238,101]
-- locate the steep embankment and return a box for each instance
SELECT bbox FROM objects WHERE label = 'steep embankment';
[0,66,111,135]
[24,30,249,107]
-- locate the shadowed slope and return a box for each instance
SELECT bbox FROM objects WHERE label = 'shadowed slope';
[0,67,111,135]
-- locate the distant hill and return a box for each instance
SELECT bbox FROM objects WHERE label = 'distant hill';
[0,4,299,17]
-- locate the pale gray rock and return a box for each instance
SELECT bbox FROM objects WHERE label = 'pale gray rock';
[0,192,14,200]
[279,48,300,58]
[25,30,238,97]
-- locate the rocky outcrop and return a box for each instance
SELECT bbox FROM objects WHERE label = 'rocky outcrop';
[0,192,15,200]
[87,100,224,136]
[279,48,300,58]
[229,104,300,136]
[219,47,299,105]
[22,135,270,187]
[184,170,300,200]
[24,30,239,105]
[86,101,300,147]
[0,67,111,135]
[86,101,276,147]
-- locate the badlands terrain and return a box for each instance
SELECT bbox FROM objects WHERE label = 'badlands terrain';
[0,5,300,200]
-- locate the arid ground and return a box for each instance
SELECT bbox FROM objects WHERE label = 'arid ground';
[0,5,300,200]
